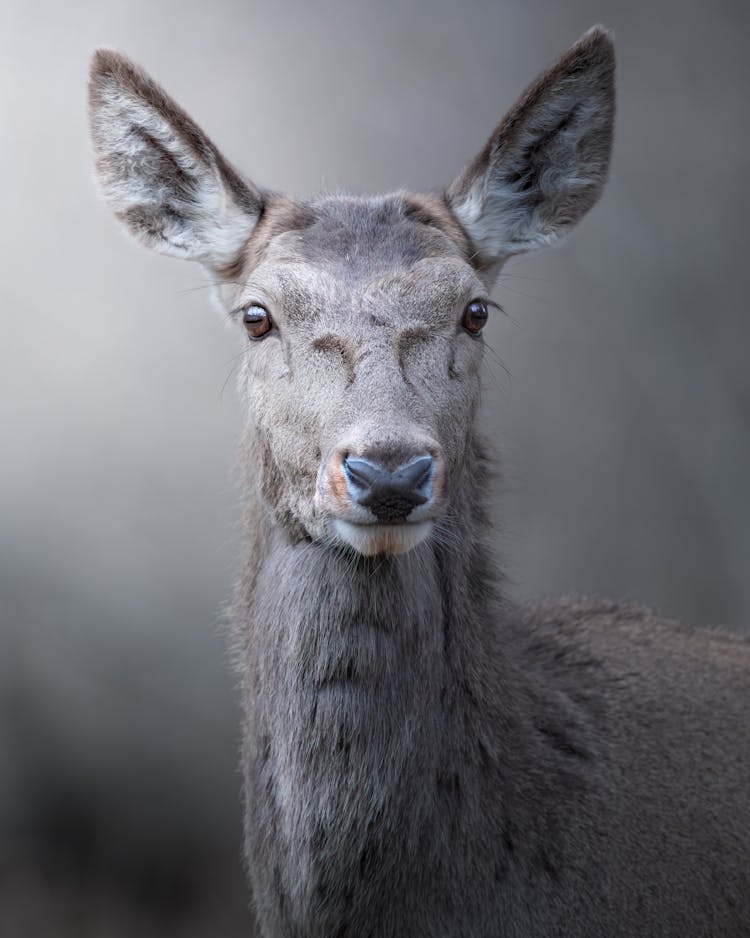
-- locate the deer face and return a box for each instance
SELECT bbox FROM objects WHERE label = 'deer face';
[89,28,614,556]
[230,195,488,554]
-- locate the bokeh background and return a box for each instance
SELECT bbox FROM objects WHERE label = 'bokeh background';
[2,0,748,933]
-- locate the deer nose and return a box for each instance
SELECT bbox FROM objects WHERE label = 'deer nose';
[342,454,435,522]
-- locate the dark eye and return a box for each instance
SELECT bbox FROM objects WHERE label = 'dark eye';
[242,304,273,340]
[462,299,489,335]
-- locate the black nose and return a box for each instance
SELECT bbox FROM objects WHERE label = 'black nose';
[342,454,435,522]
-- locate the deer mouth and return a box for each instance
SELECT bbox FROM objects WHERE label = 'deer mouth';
[332,519,434,556]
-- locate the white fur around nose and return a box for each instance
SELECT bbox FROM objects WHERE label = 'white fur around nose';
[333,520,434,556]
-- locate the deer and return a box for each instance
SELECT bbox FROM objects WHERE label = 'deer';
[88,25,750,938]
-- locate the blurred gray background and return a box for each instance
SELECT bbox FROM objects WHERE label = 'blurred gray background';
[1,0,748,933]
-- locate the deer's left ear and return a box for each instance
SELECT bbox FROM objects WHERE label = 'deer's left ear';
[89,49,264,274]
[446,26,615,266]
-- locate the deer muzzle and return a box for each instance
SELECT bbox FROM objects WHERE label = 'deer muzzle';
[317,439,445,555]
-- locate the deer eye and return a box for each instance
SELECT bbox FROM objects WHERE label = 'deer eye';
[242,304,273,340]
[462,299,489,335]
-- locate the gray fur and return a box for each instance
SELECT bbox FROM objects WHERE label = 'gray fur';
[88,48,263,271]
[89,26,750,938]
[447,26,615,265]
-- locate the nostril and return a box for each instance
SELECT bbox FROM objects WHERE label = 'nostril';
[392,455,434,492]
[342,457,381,491]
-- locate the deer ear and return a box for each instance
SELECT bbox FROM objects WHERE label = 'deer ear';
[88,49,263,273]
[446,26,615,265]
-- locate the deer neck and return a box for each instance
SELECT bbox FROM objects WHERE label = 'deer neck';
[235,451,501,734]
[233,448,516,929]
[237,451,504,787]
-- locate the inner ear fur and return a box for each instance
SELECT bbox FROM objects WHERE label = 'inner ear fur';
[88,49,264,273]
[446,25,615,266]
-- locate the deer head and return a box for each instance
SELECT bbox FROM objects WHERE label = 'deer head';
[89,27,614,557]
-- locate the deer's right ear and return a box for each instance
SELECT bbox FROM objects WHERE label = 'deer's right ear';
[88,49,263,273]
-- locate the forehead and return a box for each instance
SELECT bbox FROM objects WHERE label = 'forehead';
[238,192,478,321]
[250,192,471,271]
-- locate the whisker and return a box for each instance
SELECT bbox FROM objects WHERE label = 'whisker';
[497,271,553,284]
[220,348,249,398]
[176,278,246,296]
[483,342,512,383]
